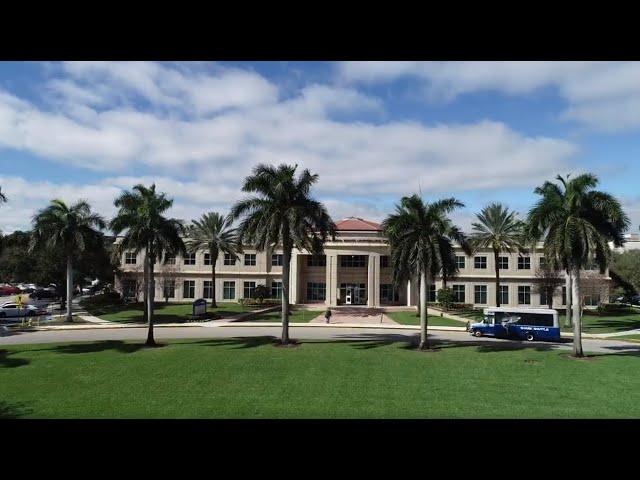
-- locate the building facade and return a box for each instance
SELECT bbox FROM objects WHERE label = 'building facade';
[114,217,611,308]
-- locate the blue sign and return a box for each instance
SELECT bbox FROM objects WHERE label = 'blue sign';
[192,298,207,316]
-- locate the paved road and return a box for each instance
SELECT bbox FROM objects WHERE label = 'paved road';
[1,324,639,355]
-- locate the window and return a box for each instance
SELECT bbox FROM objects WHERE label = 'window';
[183,280,195,299]
[223,253,236,266]
[562,286,567,305]
[223,281,235,300]
[380,284,399,303]
[271,281,283,299]
[499,285,509,305]
[452,285,465,303]
[203,281,213,299]
[455,256,466,269]
[163,280,175,299]
[244,254,256,266]
[307,255,326,267]
[539,257,547,268]
[474,256,487,269]
[518,256,531,270]
[243,281,256,299]
[184,253,196,265]
[271,254,283,266]
[584,294,600,306]
[204,253,212,266]
[429,284,436,302]
[540,290,550,306]
[498,256,509,270]
[164,255,176,265]
[340,255,366,267]
[474,285,487,304]
[306,282,326,301]
[380,256,390,268]
[124,252,137,264]
[122,280,137,297]
[518,285,531,305]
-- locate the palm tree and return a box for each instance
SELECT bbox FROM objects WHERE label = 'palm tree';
[0,187,6,204]
[525,173,629,357]
[470,203,526,307]
[230,164,336,345]
[110,184,186,346]
[29,199,106,322]
[184,212,238,308]
[383,194,470,350]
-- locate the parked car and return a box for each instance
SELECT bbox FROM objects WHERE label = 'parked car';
[0,302,47,318]
[0,285,21,296]
[616,294,640,305]
[30,289,59,300]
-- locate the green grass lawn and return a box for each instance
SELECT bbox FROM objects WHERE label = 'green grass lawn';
[2,338,640,418]
[560,310,640,333]
[248,309,320,323]
[84,302,249,324]
[613,335,640,342]
[386,311,468,327]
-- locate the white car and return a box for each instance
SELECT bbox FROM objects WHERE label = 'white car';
[0,302,46,319]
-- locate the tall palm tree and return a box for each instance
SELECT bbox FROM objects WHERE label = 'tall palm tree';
[383,194,470,350]
[110,184,186,346]
[0,186,6,204]
[29,199,106,322]
[230,164,336,345]
[470,203,526,307]
[525,173,629,357]
[185,212,238,308]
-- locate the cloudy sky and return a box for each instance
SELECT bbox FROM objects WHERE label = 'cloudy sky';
[0,61,638,234]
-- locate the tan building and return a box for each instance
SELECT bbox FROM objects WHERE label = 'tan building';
[115,217,611,308]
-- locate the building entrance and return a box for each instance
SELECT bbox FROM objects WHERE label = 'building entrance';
[340,283,366,305]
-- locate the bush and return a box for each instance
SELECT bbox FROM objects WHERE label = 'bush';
[437,287,454,310]
[79,292,123,308]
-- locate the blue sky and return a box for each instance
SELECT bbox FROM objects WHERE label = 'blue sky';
[0,61,638,233]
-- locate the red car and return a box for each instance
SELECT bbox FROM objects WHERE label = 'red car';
[0,285,21,296]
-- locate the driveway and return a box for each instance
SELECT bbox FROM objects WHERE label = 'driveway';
[1,324,639,355]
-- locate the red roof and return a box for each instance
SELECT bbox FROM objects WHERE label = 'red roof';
[335,217,382,231]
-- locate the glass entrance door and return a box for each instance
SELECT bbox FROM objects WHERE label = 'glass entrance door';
[340,283,367,305]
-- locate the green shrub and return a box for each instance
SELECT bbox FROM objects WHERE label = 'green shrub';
[80,292,123,308]
[437,287,454,310]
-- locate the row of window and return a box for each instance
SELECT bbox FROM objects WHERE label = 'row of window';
[445,284,569,305]
[122,280,283,300]
[455,255,537,270]
[124,252,285,267]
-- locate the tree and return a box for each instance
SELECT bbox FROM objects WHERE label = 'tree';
[437,287,454,310]
[382,194,470,350]
[525,173,630,357]
[230,164,335,345]
[580,270,609,310]
[610,250,640,295]
[253,284,269,304]
[533,264,564,309]
[156,261,183,304]
[470,203,525,307]
[110,184,186,346]
[0,186,6,204]
[184,212,238,308]
[29,200,106,322]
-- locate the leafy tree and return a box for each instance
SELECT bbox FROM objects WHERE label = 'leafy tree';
[383,194,470,350]
[533,264,564,309]
[110,184,186,346]
[437,287,454,310]
[184,212,238,307]
[230,164,335,345]
[253,284,270,304]
[29,200,106,322]
[525,173,630,357]
[610,250,640,295]
[470,203,525,306]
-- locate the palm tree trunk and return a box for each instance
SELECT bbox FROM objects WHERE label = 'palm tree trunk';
[66,255,73,322]
[565,270,572,327]
[143,254,149,322]
[146,251,156,346]
[281,246,291,345]
[419,270,428,349]
[494,251,501,307]
[571,267,583,357]
[210,249,217,308]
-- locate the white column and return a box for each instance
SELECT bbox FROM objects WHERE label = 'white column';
[407,279,412,306]
[325,253,336,306]
[290,253,299,304]
[367,254,378,307]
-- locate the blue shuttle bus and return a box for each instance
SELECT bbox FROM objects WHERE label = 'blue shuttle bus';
[468,307,561,342]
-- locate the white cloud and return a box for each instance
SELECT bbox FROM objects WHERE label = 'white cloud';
[337,61,640,131]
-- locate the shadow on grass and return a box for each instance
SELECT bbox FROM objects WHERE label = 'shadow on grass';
[172,336,280,350]
[0,400,33,419]
[28,340,151,355]
[0,349,30,368]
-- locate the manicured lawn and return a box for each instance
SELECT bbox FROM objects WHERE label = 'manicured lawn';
[614,335,640,342]
[248,309,320,323]
[387,311,468,327]
[560,310,640,333]
[2,338,640,418]
[85,302,249,324]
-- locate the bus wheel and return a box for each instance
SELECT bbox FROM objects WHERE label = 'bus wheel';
[473,330,483,337]
[525,333,534,341]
